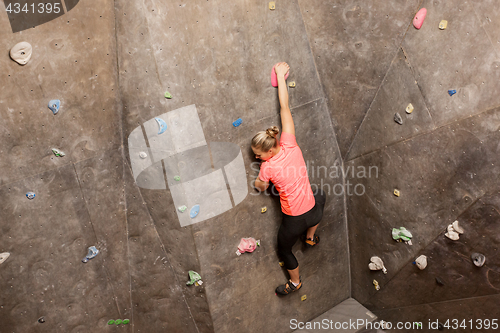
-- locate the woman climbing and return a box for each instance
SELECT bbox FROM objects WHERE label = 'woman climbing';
[252,62,326,296]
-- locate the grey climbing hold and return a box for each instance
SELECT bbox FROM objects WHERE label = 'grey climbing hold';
[190,204,200,218]
[186,270,202,286]
[81,246,99,263]
[26,192,35,200]
[155,117,167,135]
[0,252,10,265]
[38,317,45,323]
[51,148,65,157]
[48,100,60,115]
[178,205,187,213]
[164,91,172,99]
[392,227,412,242]
[10,42,32,65]
[435,277,444,285]
[394,112,403,125]
[139,152,147,159]
[471,252,485,267]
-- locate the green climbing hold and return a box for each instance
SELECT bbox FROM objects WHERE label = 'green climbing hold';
[392,227,413,241]
[115,319,123,325]
[174,175,181,181]
[164,91,172,99]
[178,205,187,213]
[186,270,202,286]
[107,320,115,325]
[123,319,130,324]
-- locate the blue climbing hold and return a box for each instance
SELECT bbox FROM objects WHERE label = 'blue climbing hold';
[155,117,167,135]
[448,89,457,96]
[233,118,242,127]
[48,100,60,115]
[26,192,35,199]
[190,204,200,218]
[81,246,99,263]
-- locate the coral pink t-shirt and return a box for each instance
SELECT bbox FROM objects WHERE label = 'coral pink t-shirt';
[258,132,315,216]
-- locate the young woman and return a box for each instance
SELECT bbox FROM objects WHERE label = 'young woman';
[252,62,326,296]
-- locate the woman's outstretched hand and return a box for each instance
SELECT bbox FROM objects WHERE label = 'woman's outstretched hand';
[275,62,290,78]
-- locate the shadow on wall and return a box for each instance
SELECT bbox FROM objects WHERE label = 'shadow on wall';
[128,104,248,227]
[4,0,80,33]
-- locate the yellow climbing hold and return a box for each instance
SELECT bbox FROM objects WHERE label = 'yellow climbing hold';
[439,20,448,30]
[279,261,285,267]
[261,206,267,213]
[301,295,307,301]
[373,279,380,290]
[289,81,296,88]
[269,2,275,10]
[394,189,400,197]
[406,103,414,114]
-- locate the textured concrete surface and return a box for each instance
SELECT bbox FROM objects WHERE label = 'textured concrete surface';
[1,0,500,332]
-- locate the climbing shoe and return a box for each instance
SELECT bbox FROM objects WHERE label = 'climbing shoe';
[305,234,320,248]
[275,278,301,296]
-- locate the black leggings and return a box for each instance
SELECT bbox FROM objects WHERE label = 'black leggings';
[277,190,326,270]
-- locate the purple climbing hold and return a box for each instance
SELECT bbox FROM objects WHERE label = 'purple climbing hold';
[448,89,457,96]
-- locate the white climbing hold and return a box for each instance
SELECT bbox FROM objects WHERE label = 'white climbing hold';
[368,256,387,274]
[415,255,427,270]
[0,252,10,265]
[445,224,459,240]
[10,42,32,65]
[445,221,463,240]
[452,220,464,234]
[139,152,147,159]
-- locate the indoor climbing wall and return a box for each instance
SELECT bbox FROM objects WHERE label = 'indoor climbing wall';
[2,0,500,332]
[116,0,348,332]
[343,0,500,331]
[0,0,134,332]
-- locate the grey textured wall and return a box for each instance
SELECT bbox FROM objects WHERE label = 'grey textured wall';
[1,0,499,332]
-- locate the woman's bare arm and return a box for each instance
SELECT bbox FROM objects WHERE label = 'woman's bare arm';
[275,62,295,136]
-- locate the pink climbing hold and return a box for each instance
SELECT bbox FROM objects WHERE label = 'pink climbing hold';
[413,8,427,29]
[271,63,289,87]
[238,237,257,254]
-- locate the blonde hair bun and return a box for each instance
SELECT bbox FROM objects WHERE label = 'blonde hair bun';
[266,126,279,138]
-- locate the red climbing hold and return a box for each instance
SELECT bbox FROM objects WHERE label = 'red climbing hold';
[413,8,427,29]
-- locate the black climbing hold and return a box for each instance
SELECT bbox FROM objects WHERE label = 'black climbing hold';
[394,112,403,125]
[438,322,444,330]
[471,252,485,267]
[38,317,45,323]
[435,277,444,286]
